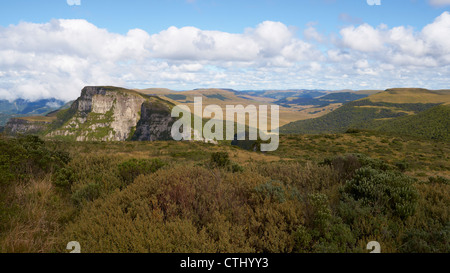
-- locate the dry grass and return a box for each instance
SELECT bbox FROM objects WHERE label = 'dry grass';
[0,175,66,253]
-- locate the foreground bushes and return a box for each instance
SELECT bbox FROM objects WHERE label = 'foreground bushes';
[60,165,305,252]
[118,158,166,185]
[57,151,449,253]
[1,135,448,253]
[0,135,70,185]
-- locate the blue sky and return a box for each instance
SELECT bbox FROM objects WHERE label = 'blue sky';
[0,0,450,100]
[1,0,448,35]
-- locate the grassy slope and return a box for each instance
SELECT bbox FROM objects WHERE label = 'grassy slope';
[366,105,450,141]
[280,88,450,140]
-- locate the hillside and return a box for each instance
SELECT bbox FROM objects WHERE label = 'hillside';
[366,105,450,141]
[135,88,377,127]
[136,88,338,126]
[275,92,369,108]
[280,88,450,140]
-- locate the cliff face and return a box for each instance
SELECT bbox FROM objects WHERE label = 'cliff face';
[131,99,175,141]
[48,86,147,141]
[5,118,51,135]
[5,86,176,142]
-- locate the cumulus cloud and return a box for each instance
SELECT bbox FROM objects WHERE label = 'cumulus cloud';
[429,0,450,7]
[0,19,323,101]
[338,11,450,66]
[1,13,450,101]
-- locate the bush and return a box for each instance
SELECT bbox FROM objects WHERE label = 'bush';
[395,161,409,172]
[321,154,361,181]
[254,180,286,203]
[72,183,101,207]
[345,128,361,134]
[342,167,418,219]
[118,158,165,185]
[321,153,391,181]
[307,193,332,233]
[0,135,71,184]
[427,176,450,185]
[400,224,450,253]
[53,167,76,189]
[210,152,244,173]
[210,152,231,167]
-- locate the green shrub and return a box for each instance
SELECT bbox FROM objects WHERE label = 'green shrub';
[118,158,165,185]
[400,224,450,253]
[210,152,231,167]
[427,176,450,185]
[395,161,409,172]
[307,193,332,233]
[321,154,361,180]
[345,128,361,134]
[293,225,312,253]
[231,163,244,173]
[0,135,70,184]
[53,167,76,189]
[342,167,418,218]
[210,152,244,173]
[72,183,101,207]
[254,180,286,203]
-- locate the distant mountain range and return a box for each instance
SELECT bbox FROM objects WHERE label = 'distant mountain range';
[0,98,66,126]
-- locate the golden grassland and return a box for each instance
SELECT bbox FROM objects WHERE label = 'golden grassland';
[368,88,450,103]
[135,88,338,127]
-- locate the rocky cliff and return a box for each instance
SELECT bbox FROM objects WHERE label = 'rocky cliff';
[6,86,176,142]
[131,99,175,141]
[4,117,52,135]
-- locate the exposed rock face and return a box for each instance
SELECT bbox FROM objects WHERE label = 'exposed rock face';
[48,86,148,141]
[131,100,175,141]
[5,118,50,135]
[48,86,178,142]
[5,86,188,143]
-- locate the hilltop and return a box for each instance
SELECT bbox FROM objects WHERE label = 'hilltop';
[280,88,450,141]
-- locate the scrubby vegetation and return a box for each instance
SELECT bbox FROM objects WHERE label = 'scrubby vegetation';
[279,99,443,135]
[0,132,448,253]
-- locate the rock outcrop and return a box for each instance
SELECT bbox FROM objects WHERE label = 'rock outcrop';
[7,86,177,142]
[131,99,175,141]
[48,86,147,141]
[5,118,51,135]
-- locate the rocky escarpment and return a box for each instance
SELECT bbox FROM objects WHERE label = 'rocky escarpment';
[5,117,52,135]
[131,99,175,141]
[5,86,222,144]
[5,86,177,142]
[48,86,147,141]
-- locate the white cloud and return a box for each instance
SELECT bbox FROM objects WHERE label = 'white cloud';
[428,0,450,7]
[1,13,450,101]
[340,24,384,52]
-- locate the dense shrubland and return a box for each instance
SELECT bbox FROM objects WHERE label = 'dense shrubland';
[0,134,448,253]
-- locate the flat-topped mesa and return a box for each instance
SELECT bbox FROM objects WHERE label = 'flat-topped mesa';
[41,86,176,142]
[48,86,148,141]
